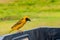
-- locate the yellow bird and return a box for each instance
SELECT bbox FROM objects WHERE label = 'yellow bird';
[9,16,31,33]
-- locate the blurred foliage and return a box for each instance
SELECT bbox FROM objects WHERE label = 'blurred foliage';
[0,0,60,20]
[0,0,60,35]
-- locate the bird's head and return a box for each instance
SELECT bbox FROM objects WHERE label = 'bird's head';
[24,16,31,21]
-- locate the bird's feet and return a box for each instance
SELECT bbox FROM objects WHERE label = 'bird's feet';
[16,30,23,33]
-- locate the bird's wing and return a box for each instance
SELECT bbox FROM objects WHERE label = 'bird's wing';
[11,18,24,29]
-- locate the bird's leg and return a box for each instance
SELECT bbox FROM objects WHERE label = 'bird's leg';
[16,30,23,33]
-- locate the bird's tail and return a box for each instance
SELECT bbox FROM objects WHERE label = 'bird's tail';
[9,29,14,33]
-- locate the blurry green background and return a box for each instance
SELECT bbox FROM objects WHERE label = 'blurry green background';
[0,0,60,35]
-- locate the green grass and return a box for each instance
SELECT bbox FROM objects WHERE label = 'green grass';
[0,0,60,19]
[0,12,60,35]
[0,0,60,35]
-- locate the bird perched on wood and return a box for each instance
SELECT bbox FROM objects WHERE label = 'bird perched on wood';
[9,16,31,33]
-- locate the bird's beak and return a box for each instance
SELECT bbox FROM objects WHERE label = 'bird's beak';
[26,18,31,21]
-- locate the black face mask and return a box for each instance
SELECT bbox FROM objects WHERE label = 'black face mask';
[26,18,31,21]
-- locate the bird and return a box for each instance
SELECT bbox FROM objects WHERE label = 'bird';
[9,16,31,33]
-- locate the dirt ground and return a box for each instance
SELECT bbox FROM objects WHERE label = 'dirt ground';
[0,0,16,4]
